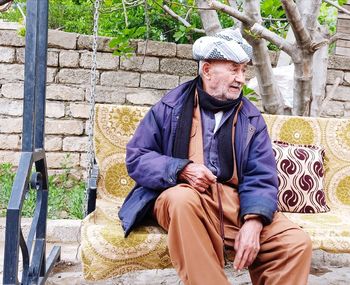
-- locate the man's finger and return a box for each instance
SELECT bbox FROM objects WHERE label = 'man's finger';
[233,242,243,270]
[245,248,258,268]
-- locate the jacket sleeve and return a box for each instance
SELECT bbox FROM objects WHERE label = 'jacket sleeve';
[126,105,190,190]
[238,116,278,225]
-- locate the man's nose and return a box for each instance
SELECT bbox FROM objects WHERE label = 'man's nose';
[235,70,245,83]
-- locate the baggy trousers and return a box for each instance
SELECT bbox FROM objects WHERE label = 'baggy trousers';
[153,98,312,285]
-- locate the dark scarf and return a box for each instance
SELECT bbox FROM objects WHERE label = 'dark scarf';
[173,77,243,182]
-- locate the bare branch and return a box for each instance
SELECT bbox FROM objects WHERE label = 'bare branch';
[281,0,311,47]
[162,5,205,33]
[251,23,295,56]
[329,32,346,44]
[209,0,252,25]
[323,0,350,15]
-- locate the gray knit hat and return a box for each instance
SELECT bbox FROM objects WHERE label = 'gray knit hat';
[193,28,252,63]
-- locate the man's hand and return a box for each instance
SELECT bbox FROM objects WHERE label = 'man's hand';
[233,218,263,271]
[178,163,216,192]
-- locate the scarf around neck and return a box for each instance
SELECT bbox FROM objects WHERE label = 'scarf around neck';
[173,77,243,182]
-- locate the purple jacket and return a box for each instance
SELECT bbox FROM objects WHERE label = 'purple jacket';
[119,79,278,237]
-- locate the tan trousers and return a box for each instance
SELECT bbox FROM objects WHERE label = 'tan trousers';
[154,96,312,284]
[153,184,312,285]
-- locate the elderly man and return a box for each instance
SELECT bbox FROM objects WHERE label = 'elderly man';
[119,28,312,285]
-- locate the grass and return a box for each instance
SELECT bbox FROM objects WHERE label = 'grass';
[0,163,85,219]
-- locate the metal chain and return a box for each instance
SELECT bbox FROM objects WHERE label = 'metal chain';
[84,0,100,216]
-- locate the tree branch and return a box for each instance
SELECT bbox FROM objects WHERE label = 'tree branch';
[208,0,252,25]
[329,32,346,44]
[162,5,205,33]
[251,23,295,56]
[281,0,311,48]
[323,0,350,15]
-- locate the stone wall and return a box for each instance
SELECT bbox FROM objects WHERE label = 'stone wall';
[0,21,349,176]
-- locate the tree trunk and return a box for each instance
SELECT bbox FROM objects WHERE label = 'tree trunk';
[195,0,222,35]
[282,0,322,116]
[243,0,284,114]
[311,25,329,117]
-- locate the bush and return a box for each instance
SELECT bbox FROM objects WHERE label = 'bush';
[0,163,85,219]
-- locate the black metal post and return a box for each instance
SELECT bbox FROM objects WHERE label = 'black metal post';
[3,0,61,284]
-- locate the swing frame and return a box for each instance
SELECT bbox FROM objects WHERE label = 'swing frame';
[2,1,61,284]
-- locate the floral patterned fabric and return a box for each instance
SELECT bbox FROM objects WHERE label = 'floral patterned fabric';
[272,141,330,213]
[81,105,350,281]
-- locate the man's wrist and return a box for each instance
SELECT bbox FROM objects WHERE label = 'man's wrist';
[243,214,262,223]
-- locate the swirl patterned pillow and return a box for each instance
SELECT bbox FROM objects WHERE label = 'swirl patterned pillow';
[272,141,330,213]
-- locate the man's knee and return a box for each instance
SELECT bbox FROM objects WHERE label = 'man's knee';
[289,229,313,259]
[156,184,201,216]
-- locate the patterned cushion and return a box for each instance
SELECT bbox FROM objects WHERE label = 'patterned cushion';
[80,105,350,281]
[272,141,330,213]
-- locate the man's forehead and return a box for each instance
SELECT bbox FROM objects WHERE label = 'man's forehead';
[229,62,248,68]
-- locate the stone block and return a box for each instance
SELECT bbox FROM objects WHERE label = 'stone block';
[16,48,59,66]
[100,71,140,87]
[0,134,21,150]
[57,69,93,85]
[0,151,20,166]
[45,136,62,151]
[48,30,77,50]
[0,30,25,47]
[326,85,350,102]
[47,67,57,83]
[328,55,350,71]
[63,136,88,152]
[80,152,88,168]
[160,58,198,76]
[1,82,23,99]
[0,98,22,116]
[327,69,344,85]
[320,100,344,117]
[138,41,176,57]
[77,35,113,52]
[80,51,119,70]
[46,84,85,101]
[0,21,19,30]
[86,86,126,104]
[141,73,179,89]
[46,102,65,118]
[0,63,24,81]
[176,44,193,59]
[59,50,80,68]
[120,56,159,72]
[180,76,196,85]
[46,152,80,168]
[344,72,350,86]
[345,102,350,110]
[67,102,89,119]
[0,117,22,133]
[126,88,164,105]
[46,119,84,135]
[0,47,15,63]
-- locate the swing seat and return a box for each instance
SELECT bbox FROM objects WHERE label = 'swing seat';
[81,103,350,281]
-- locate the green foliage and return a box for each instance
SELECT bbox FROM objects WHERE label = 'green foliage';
[242,85,258,102]
[0,163,85,219]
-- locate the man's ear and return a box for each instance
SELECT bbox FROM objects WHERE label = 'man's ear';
[202,61,211,80]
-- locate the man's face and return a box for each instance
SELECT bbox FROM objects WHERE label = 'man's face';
[202,60,247,101]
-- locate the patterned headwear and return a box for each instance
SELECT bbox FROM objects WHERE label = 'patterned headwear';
[192,28,253,63]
